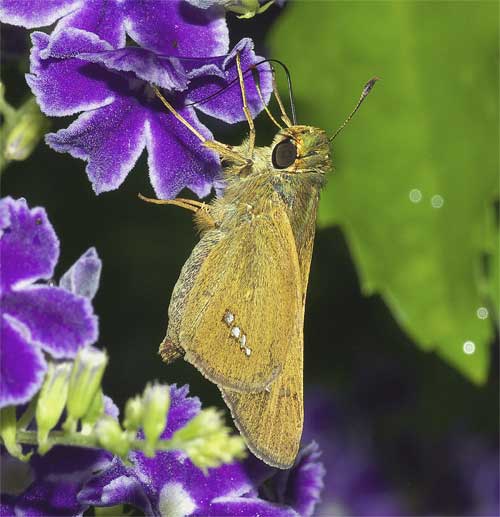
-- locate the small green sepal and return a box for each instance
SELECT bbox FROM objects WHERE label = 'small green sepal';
[170,408,246,472]
[95,416,130,458]
[142,383,170,456]
[3,97,50,161]
[65,347,108,427]
[123,395,143,432]
[35,362,72,453]
[0,406,31,462]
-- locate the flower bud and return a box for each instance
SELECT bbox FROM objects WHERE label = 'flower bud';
[65,347,108,430]
[171,408,246,471]
[0,406,31,461]
[225,0,275,18]
[123,395,143,432]
[81,389,105,435]
[35,362,72,452]
[95,416,130,458]
[142,383,170,456]
[3,97,49,161]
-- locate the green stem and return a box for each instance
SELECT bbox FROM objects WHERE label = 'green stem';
[3,429,184,453]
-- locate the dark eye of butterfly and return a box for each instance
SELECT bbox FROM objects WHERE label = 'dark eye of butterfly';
[272,139,297,169]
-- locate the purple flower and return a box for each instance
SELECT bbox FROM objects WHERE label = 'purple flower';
[0,0,228,54]
[0,197,99,408]
[79,385,305,516]
[245,442,325,517]
[26,27,271,198]
[422,433,500,516]
[303,388,405,516]
[0,397,118,516]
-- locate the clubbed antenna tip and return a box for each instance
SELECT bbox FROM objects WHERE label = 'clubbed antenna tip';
[330,76,380,142]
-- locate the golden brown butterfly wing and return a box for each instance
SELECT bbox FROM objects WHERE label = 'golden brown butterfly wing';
[220,328,303,469]
[219,190,320,469]
[178,204,303,392]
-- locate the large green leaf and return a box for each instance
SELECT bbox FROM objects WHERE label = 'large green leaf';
[269,1,499,382]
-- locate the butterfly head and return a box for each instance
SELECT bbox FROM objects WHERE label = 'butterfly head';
[270,125,332,176]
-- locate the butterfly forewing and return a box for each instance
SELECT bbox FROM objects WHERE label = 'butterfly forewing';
[220,324,303,469]
[218,193,319,469]
[178,205,303,392]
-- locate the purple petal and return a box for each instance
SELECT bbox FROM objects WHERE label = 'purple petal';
[123,0,228,57]
[31,445,111,480]
[275,442,325,517]
[54,0,126,48]
[15,447,111,517]
[104,395,120,420]
[2,285,98,358]
[14,480,85,516]
[0,0,80,28]
[130,385,254,510]
[164,385,201,438]
[0,197,11,237]
[0,315,47,408]
[0,197,58,292]
[76,46,190,91]
[46,96,147,194]
[188,38,273,124]
[202,498,299,517]
[59,247,102,299]
[26,30,117,117]
[0,494,16,516]
[146,104,220,198]
[78,457,153,514]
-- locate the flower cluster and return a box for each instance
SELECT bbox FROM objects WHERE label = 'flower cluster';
[1,2,326,515]
[0,0,273,198]
[0,197,325,516]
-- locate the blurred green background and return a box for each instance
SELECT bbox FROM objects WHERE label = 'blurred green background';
[1,1,498,514]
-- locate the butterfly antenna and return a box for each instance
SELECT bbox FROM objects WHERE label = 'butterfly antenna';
[182,57,297,127]
[251,67,283,130]
[329,77,380,142]
[263,59,296,126]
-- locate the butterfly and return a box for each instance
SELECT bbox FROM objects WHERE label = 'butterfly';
[141,54,377,468]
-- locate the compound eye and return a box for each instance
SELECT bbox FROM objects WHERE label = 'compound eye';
[272,139,297,169]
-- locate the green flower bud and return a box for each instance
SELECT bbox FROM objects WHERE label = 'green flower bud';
[65,348,108,431]
[81,389,105,435]
[226,0,275,18]
[142,383,170,456]
[95,416,130,458]
[3,97,49,161]
[123,395,143,432]
[170,408,246,472]
[35,362,72,453]
[0,406,31,462]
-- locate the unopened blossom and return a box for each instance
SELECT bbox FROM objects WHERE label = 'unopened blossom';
[79,385,310,516]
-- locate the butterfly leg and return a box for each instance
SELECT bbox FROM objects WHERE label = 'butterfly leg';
[236,52,256,157]
[152,85,250,167]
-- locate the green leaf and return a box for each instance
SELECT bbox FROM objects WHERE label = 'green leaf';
[269,1,498,382]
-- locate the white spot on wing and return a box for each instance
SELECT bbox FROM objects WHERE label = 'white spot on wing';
[223,310,235,326]
[231,326,241,338]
